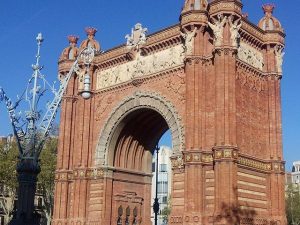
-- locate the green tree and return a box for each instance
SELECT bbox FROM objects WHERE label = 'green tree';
[286,184,300,225]
[161,195,172,224]
[0,141,18,220]
[0,137,57,225]
[38,137,58,225]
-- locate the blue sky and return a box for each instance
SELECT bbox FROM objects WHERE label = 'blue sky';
[0,0,299,170]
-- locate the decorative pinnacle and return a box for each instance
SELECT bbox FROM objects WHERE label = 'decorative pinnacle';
[67,35,79,44]
[85,27,97,36]
[262,3,275,15]
[36,33,44,45]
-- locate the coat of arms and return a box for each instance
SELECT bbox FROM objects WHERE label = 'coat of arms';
[125,23,148,50]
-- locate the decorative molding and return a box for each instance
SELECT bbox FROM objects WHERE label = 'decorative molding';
[238,157,271,171]
[238,156,285,173]
[95,91,185,166]
[183,151,213,164]
[169,216,183,224]
[213,146,239,160]
[214,47,237,57]
[55,168,105,181]
[62,95,78,103]
[171,155,184,169]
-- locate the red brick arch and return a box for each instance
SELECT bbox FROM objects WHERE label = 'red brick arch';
[95,91,184,167]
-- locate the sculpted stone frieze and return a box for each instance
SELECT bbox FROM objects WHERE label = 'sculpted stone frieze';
[96,44,185,90]
[237,42,264,70]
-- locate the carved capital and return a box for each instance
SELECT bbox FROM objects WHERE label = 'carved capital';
[213,47,238,57]
[185,56,213,66]
[183,150,214,165]
[271,161,285,174]
[213,146,239,161]
[170,155,185,170]
[62,95,78,103]
[55,168,105,181]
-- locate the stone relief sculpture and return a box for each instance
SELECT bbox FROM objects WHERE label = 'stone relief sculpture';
[125,23,148,50]
[96,45,185,90]
[181,27,198,55]
[228,16,242,48]
[208,14,227,47]
[237,43,264,70]
[274,45,284,74]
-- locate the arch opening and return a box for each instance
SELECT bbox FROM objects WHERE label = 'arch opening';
[96,92,184,167]
[109,108,169,173]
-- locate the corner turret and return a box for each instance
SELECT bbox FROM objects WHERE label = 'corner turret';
[258,4,283,32]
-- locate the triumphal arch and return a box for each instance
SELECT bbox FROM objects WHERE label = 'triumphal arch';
[52,0,286,224]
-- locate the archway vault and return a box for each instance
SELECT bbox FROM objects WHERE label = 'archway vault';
[95,91,184,167]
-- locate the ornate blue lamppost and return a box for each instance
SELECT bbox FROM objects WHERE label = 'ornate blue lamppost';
[0,33,95,225]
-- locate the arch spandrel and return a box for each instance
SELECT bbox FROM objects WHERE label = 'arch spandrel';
[95,91,185,167]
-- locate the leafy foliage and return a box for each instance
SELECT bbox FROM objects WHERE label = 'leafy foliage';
[38,137,57,223]
[286,184,300,225]
[0,137,57,224]
[0,141,18,220]
[0,142,18,192]
[161,195,172,223]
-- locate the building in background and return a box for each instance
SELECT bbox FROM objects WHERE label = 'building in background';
[291,161,300,185]
[286,161,300,192]
[151,146,172,225]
